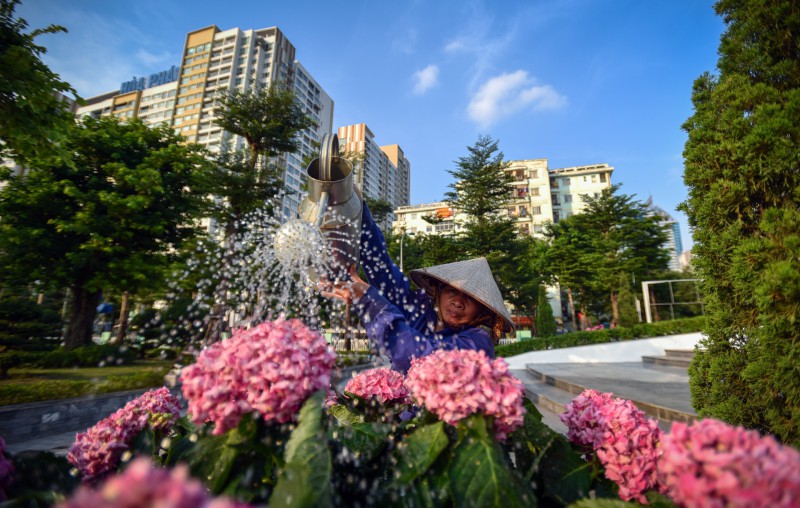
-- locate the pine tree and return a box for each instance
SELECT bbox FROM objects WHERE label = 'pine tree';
[679,0,800,445]
[444,136,538,318]
[616,273,639,328]
[535,286,557,337]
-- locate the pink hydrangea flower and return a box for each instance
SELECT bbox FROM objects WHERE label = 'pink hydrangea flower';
[659,419,800,508]
[68,387,181,483]
[181,319,336,435]
[405,349,525,441]
[58,457,249,508]
[560,389,614,448]
[344,368,411,405]
[0,437,13,501]
[561,389,662,503]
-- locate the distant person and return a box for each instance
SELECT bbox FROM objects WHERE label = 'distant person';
[321,201,514,373]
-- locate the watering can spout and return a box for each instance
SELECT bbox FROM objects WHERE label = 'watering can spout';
[292,133,362,277]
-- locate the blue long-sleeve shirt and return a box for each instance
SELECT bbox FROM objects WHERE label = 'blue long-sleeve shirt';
[353,202,494,373]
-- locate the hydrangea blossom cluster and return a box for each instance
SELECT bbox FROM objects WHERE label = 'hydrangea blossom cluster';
[405,349,525,440]
[658,419,800,508]
[344,367,410,405]
[68,387,181,483]
[0,437,13,501]
[181,319,336,435]
[561,389,662,503]
[58,457,249,508]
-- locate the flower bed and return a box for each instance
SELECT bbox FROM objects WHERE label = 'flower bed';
[0,317,797,508]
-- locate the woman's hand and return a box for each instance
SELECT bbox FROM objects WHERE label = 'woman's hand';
[319,264,370,304]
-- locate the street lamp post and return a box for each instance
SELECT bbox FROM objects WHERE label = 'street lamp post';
[400,230,406,273]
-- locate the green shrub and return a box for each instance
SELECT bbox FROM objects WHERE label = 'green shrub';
[496,316,706,357]
[144,346,180,360]
[0,362,171,406]
[0,293,62,347]
[0,344,138,376]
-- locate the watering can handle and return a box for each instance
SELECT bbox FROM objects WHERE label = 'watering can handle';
[319,133,339,182]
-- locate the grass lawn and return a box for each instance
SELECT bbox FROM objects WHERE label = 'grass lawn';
[0,359,173,406]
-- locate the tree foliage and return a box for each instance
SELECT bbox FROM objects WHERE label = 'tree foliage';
[213,83,315,169]
[679,0,800,446]
[445,135,540,322]
[0,117,214,348]
[211,83,315,236]
[541,185,669,327]
[0,0,77,164]
[578,185,670,322]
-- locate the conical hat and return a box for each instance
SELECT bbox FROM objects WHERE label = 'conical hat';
[409,257,514,333]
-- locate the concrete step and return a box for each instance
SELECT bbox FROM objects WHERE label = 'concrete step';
[642,355,692,368]
[520,362,696,430]
[664,349,696,359]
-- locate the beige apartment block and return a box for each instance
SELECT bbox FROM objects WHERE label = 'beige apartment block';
[337,123,411,214]
[392,159,614,238]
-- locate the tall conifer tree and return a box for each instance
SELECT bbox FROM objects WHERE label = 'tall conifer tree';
[679,0,800,445]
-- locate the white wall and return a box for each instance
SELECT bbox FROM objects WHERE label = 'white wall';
[503,332,703,369]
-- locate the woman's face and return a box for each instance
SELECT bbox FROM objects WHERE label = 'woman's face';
[439,284,484,327]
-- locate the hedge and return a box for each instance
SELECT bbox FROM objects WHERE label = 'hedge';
[495,316,706,358]
[0,368,169,406]
[0,344,138,378]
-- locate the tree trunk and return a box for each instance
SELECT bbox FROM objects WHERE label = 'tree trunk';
[610,290,619,324]
[64,286,101,350]
[112,291,130,344]
[567,287,577,332]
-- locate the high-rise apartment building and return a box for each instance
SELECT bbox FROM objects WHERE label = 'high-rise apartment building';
[644,199,684,272]
[337,123,411,214]
[74,25,334,221]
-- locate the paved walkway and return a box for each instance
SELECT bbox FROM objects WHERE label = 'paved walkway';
[524,362,695,415]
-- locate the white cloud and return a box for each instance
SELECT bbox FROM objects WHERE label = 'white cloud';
[467,70,567,127]
[412,64,440,95]
[444,39,467,53]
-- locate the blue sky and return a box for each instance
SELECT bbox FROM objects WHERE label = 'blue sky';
[19,0,726,250]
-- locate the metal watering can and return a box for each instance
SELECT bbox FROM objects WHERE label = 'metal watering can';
[273,133,362,279]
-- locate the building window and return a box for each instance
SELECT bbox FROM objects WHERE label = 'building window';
[550,178,559,188]
[531,170,538,178]
[565,195,572,203]
[531,206,541,215]
[551,194,559,204]
[530,187,540,196]
[600,172,607,183]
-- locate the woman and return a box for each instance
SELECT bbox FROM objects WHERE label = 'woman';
[322,202,514,373]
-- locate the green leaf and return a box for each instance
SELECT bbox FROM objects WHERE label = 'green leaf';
[337,421,392,462]
[395,421,450,485]
[269,390,332,508]
[448,415,536,507]
[329,402,365,425]
[505,397,592,505]
[566,499,640,508]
